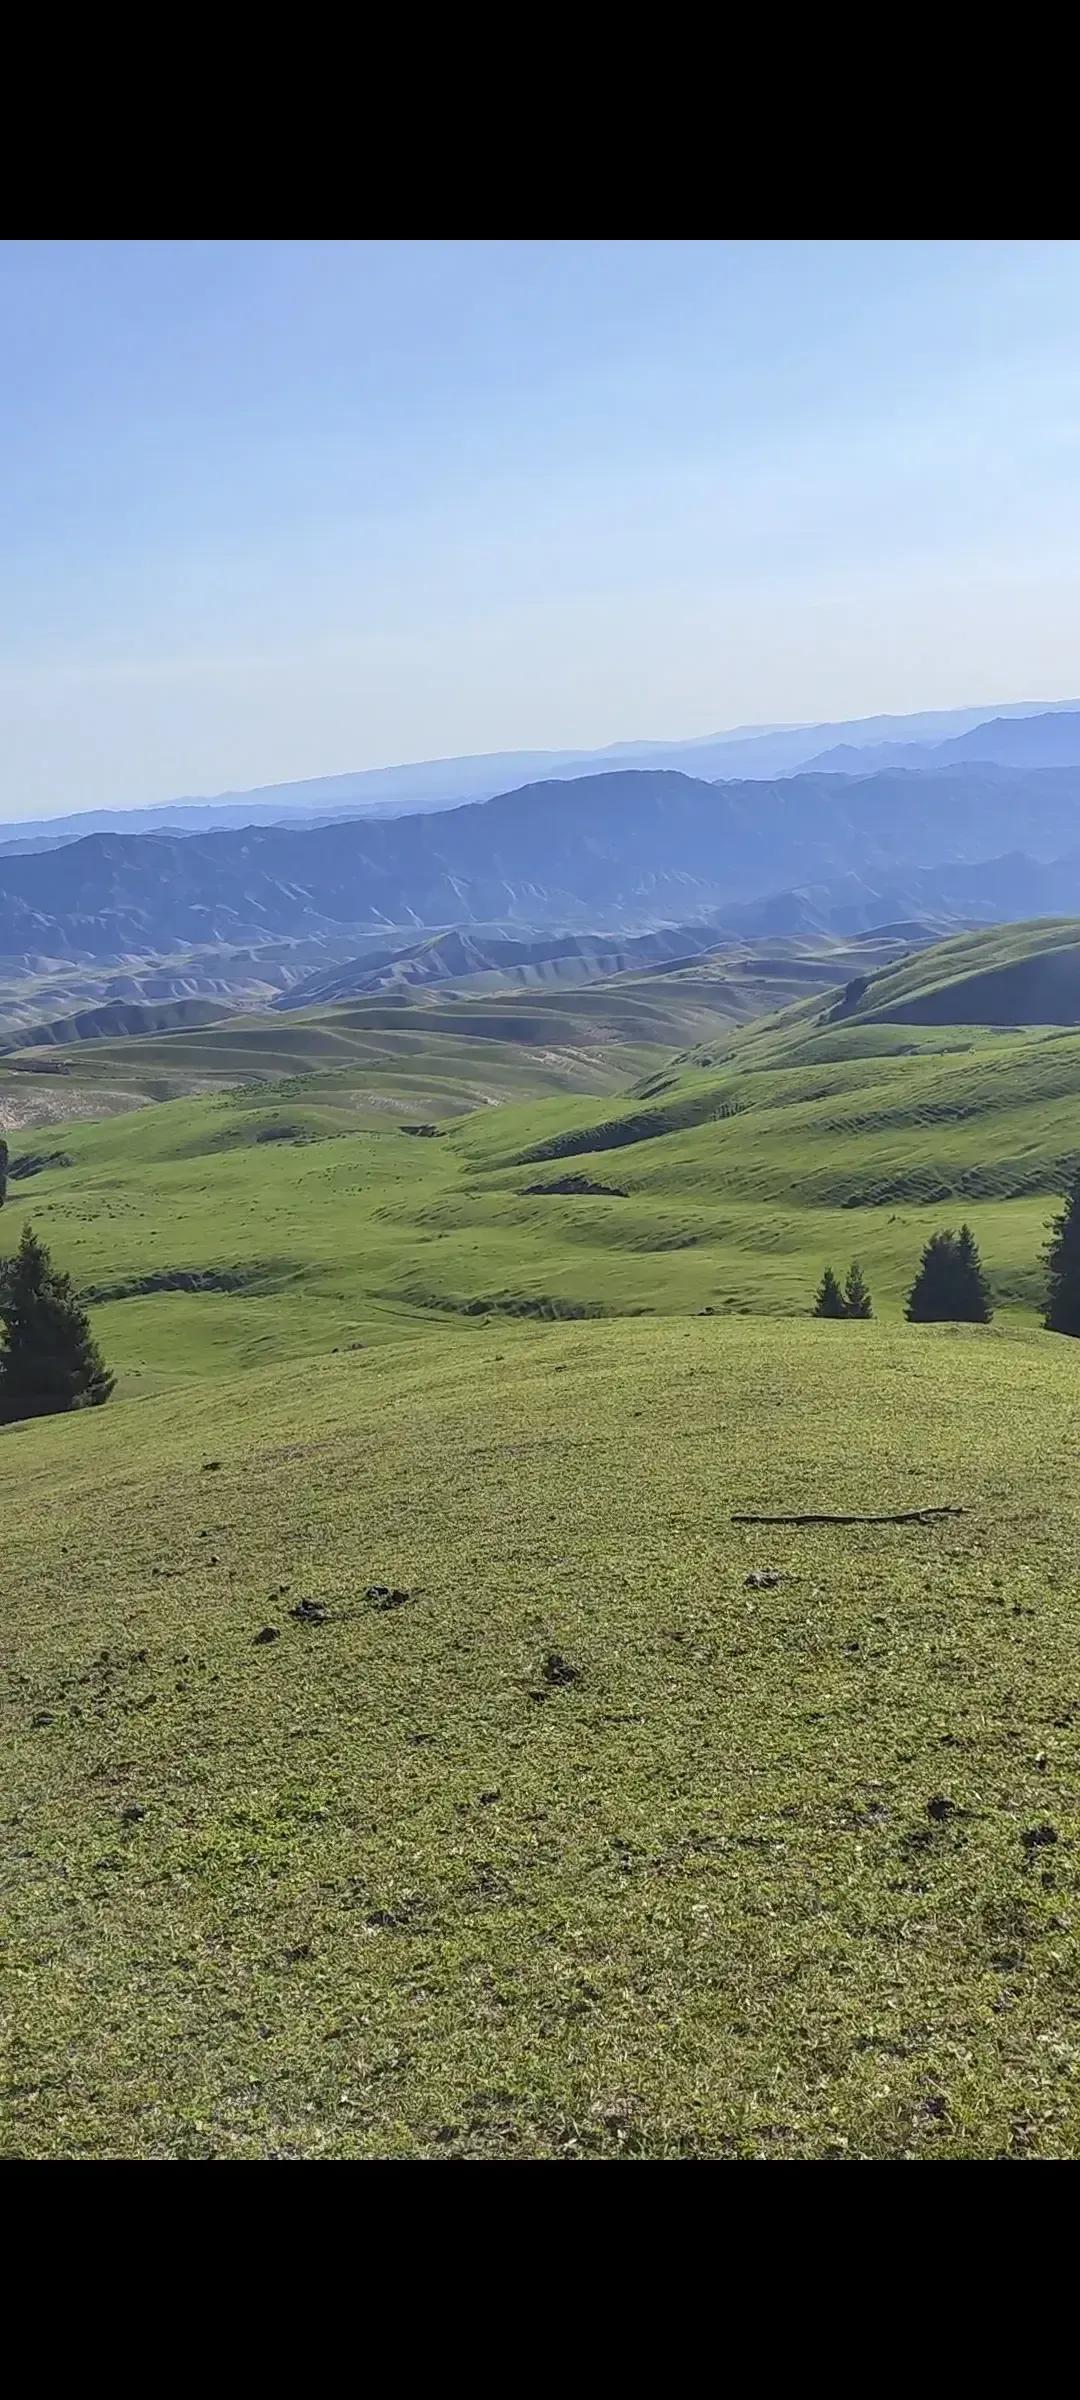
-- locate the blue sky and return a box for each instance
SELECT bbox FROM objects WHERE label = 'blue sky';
[3,239,1079,817]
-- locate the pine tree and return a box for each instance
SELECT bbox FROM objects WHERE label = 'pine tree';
[954,1224,993,1323]
[843,1260,873,1319]
[0,1224,114,1422]
[905,1225,993,1324]
[1043,1168,1080,1337]
[813,1266,847,1318]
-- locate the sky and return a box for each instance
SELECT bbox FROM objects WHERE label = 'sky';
[3,238,1080,819]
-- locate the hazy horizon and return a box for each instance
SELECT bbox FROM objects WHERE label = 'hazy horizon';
[3,692,1080,829]
[4,239,1080,819]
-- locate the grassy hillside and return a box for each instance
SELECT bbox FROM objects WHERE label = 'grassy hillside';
[0,965,838,1137]
[6,916,1080,2158]
[830,918,1080,1030]
[0,986,693,1138]
[3,924,1080,1385]
[4,996,240,1050]
[6,1315,1080,2159]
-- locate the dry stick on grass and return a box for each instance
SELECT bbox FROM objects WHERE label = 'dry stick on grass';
[730,1506,965,1528]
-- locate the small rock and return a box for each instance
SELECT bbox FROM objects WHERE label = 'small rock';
[927,1795,960,1824]
[121,1804,147,1824]
[745,1570,782,1590]
[290,1599,328,1624]
[366,1585,410,1611]
[1021,1822,1058,1853]
[202,1460,222,1472]
[542,1651,580,1686]
[31,1710,56,1728]
[252,1626,281,1646]
[478,1789,501,1805]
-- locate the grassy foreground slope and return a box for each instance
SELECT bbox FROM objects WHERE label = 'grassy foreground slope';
[5,1315,1080,2160]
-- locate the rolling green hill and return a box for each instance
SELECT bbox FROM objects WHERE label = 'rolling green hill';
[3,995,240,1049]
[0,950,872,1137]
[837,919,1080,1029]
[2,919,1079,1390]
[6,914,1080,2159]
[0,983,720,1139]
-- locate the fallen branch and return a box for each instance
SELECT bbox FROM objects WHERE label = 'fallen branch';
[730,1505,965,1528]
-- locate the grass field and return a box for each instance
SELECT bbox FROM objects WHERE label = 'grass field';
[0,972,783,1138]
[3,950,1078,1384]
[0,934,912,1134]
[4,915,1080,2157]
[5,1315,1080,2159]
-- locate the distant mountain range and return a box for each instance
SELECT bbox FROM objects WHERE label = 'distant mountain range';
[1,756,1079,965]
[3,698,1076,848]
[279,853,1080,1009]
[807,708,1080,776]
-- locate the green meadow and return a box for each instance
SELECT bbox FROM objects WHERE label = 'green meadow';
[4,918,1080,2156]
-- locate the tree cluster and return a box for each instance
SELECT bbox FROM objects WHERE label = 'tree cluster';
[813,1230,992,1324]
[811,1177,1080,1334]
[813,1261,873,1319]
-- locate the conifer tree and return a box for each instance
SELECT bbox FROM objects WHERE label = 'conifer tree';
[1043,1168,1080,1337]
[813,1266,847,1318]
[0,1224,114,1422]
[843,1260,873,1319]
[954,1223,993,1323]
[906,1225,993,1324]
